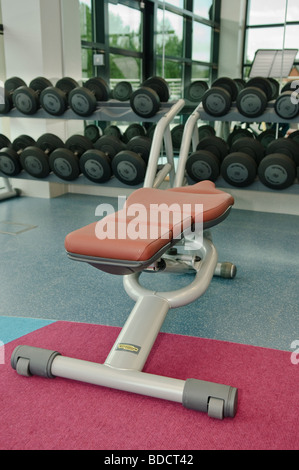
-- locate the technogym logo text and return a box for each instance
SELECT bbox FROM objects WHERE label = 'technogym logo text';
[95,196,203,249]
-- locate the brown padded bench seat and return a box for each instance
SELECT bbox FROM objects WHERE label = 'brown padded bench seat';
[65,181,234,274]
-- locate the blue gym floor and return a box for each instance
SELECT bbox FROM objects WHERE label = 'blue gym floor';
[0,191,298,351]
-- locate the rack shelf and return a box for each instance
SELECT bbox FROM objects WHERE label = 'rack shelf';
[197,101,299,124]
[0,99,185,198]
[2,100,176,123]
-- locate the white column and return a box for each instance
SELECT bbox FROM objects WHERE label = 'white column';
[0,0,84,196]
[218,0,247,79]
[0,0,83,141]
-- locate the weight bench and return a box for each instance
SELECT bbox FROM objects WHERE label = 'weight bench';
[11,180,238,420]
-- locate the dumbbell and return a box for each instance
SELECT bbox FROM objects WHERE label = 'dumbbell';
[186,136,228,183]
[79,148,112,184]
[84,124,102,143]
[0,135,35,176]
[185,80,209,103]
[171,124,185,151]
[20,134,65,179]
[103,125,123,140]
[40,77,79,115]
[49,135,94,181]
[68,77,110,116]
[0,77,27,114]
[80,134,127,184]
[197,125,216,142]
[226,128,255,148]
[233,78,246,93]
[123,123,146,143]
[111,135,151,186]
[0,134,11,149]
[221,138,265,187]
[258,138,299,190]
[236,77,273,118]
[94,134,127,161]
[12,77,53,115]
[274,85,299,120]
[112,81,133,101]
[257,129,283,149]
[288,130,299,145]
[201,77,239,117]
[130,76,170,118]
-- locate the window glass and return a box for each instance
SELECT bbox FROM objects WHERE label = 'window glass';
[193,0,214,20]
[245,25,299,64]
[156,60,182,100]
[247,0,287,25]
[245,27,284,63]
[109,54,141,84]
[108,3,142,52]
[157,8,183,57]
[165,0,184,8]
[191,64,210,80]
[192,22,211,63]
[81,47,93,78]
[286,0,299,21]
[79,0,93,42]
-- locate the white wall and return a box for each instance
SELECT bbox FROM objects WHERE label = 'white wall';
[0,0,84,197]
[0,0,83,142]
[218,0,247,78]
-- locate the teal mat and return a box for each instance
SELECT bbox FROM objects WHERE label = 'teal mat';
[0,316,56,344]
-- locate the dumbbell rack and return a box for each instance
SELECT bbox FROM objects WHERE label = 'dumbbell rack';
[174,101,299,194]
[0,99,185,197]
[198,101,299,124]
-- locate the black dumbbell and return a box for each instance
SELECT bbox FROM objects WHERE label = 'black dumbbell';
[227,128,255,148]
[257,129,283,149]
[130,76,170,118]
[201,77,239,117]
[236,77,273,118]
[221,138,265,187]
[40,77,79,115]
[68,77,110,116]
[185,80,209,103]
[171,124,185,151]
[12,77,53,115]
[111,136,151,186]
[288,130,299,145]
[268,78,280,100]
[20,133,65,179]
[112,81,133,101]
[0,134,11,149]
[0,135,35,176]
[233,78,246,93]
[274,87,299,120]
[49,135,94,181]
[103,125,123,140]
[0,77,27,114]
[257,138,299,190]
[80,134,127,184]
[94,134,126,161]
[197,125,216,142]
[186,136,228,183]
[84,124,102,143]
[80,149,112,184]
[123,123,146,143]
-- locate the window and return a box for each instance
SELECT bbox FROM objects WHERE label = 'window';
[108,3,142,52]
[78,0,220,98]
[244,0,299,77]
